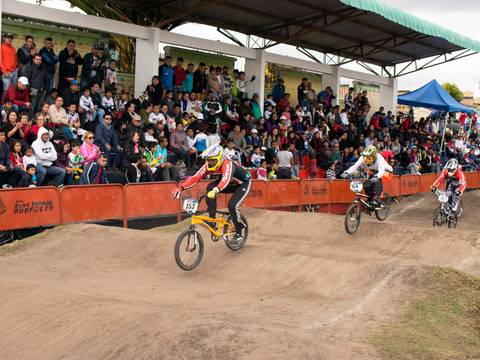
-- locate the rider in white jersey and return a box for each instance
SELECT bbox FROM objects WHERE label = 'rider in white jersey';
[342,145,393,206]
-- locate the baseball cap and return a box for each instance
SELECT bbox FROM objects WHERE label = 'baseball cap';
[70,79,79,86]
[251,128,258,134]
[261,146,267,151]
[18,77,29,86]
[5,33,14,38]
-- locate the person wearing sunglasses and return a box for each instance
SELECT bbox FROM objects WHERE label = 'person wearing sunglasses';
[80,131,101,163]
[341,145,393,208]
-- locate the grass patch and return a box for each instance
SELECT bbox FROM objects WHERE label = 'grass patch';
[371,267,480,360]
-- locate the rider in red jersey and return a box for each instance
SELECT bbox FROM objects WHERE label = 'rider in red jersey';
[172,144,251,244]
[431,158,466,214]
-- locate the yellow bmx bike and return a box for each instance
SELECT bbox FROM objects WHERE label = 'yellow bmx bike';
[174,195,248,271]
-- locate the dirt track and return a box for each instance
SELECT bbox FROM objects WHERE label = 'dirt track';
[1,191,480,360]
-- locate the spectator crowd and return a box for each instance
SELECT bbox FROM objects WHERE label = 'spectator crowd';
[0,31,478,189]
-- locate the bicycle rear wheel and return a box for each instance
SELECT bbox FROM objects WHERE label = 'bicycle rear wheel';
[375,199,390,221]
[224,215,248,251]
[174,229,204,271]
[345,203,361,235]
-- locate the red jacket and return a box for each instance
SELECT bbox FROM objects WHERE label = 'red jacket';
[0,42,17,75]
[433,168,466,193]
[3,85,30,107]
[173,65,186,87]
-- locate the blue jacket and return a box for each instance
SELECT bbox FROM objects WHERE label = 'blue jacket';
[39,47,59,75]
[159,64,174,91]
[80,162,108,184]
[95,122,119,149]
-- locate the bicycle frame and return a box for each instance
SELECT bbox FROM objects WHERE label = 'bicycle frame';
[191,214,235,238]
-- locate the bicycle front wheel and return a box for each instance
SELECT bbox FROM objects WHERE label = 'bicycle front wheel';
[345,203,361,235]
[174,229,204,271]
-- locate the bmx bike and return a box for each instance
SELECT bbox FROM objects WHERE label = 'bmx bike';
[344,178,397,235]
[174,195,248,271]
[432,188,463,228]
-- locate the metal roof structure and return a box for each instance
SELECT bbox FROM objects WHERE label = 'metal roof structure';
[71,0,480,76]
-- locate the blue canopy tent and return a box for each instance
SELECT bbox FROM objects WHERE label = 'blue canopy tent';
[397,79,475,114]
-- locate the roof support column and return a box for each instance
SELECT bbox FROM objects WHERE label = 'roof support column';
[379,77,398,113]
[244,49,266,111]
[321,66,340,106]
[134,28,160,98]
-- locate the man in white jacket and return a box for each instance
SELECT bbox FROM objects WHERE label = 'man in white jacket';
[32,127,66,186]
[342,144,393,207]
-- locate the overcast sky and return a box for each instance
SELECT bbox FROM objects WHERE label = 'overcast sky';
[17,0,480,95]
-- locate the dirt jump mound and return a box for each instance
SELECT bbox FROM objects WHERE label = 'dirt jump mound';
[1,191,479,359]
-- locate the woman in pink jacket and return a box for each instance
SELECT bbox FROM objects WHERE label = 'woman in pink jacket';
[80,131,101,163]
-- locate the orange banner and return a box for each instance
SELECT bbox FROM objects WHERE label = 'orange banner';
[300,179,330,204]
[0,187,60,230]
[267,180,301,207]
[61,184,124,223]
[418,173,437,193]
[383,175,401,196]
[329,180,356,203]
[465,172,480,189]
[125,182,178,219]
[400,174,420,195]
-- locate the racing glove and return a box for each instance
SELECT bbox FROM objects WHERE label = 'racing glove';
[207,187,220,199]
[340,172,349,179]
[370,176,379,183]
[172,187,183,199]
[431,186,437,193]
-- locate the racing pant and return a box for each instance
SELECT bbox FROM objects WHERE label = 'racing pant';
[447,183,461,212]
[363,179,383,200]
[206,179,252,235]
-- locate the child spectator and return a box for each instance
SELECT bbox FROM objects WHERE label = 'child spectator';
[102,89,116,116]
[10,140,24,169]
[144,123,158,144]
[268,163,278,180]
[223,138,236,160]
[68,141,85,183]
[79,86,96,123]
[105,60,117,94]
[23,146,37,168]
[66,103,87,140]
[251,146,263,167]
[25,163,37,187]
[257,159,268,181]
[1,99,13,123]
[80,131,101,163]
[115,90,129,118]
[55,141,73,185]
[148,104,163,125]
[193,128,209,153]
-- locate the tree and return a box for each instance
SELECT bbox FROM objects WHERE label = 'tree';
[442,82,464,102]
